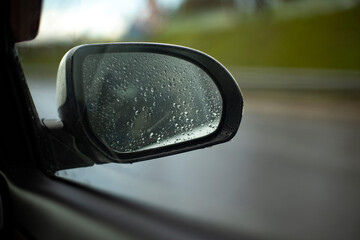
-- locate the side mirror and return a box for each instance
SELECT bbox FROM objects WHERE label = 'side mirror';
[56,43,243,163]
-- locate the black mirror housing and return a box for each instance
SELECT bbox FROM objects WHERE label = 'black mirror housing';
[56,43,243,163]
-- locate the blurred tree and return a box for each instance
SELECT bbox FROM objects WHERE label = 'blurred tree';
[126,0,167,39]
[180,0,237,13]
[254,0,267,11]
[179,0,282,13]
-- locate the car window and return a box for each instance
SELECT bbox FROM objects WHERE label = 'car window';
[17,0,360,239]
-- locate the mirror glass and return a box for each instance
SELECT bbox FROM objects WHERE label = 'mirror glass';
[81,52,223,153]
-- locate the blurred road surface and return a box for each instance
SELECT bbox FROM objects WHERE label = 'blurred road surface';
[27,68,360,240]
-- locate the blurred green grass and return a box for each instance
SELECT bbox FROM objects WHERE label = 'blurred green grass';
[17,4,360,72]
[153,5,360,70]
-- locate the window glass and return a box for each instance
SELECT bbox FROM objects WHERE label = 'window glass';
[17,1,360,239]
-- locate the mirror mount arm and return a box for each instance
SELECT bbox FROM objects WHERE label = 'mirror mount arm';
[41,119,96,173]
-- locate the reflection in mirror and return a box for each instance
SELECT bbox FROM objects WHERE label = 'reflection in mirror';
[82,52,223,153]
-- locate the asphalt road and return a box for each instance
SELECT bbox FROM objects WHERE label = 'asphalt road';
[27,70,360,240]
